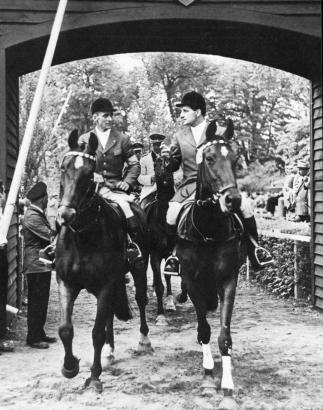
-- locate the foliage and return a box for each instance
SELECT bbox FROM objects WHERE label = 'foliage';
[19,53,310,194]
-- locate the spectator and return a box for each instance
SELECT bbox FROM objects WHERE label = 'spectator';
[47,193,59,231]
[22,182,57,349]
[283,163,297,219]
[291,160,310,222]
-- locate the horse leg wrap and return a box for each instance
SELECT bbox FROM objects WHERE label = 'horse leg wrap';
[202,343,214,370]
[221,355,234,390]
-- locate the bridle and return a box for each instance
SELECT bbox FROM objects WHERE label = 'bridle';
[59,150,101,232]
[196,138,237,205]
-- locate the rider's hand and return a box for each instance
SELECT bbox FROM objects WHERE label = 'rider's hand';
[151,175,156,184]
[116,181,130,192]
[93,173,104,184]
[160,144,171,159]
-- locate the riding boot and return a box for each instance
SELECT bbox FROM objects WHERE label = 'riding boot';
[163,224,180,276]
[127,216,143,268]
[243,216,273,271]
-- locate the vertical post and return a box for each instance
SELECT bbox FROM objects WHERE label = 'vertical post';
[294,240,299,299]
[0,0,68,247]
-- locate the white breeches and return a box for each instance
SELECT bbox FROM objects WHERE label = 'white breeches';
[166,195,253,225]
[99,187,134,219]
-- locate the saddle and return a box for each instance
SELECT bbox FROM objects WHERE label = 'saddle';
[176,201,243,244]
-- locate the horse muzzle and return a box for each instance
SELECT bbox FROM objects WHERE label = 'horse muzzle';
[57,205,76,225]
[219,190,241,213]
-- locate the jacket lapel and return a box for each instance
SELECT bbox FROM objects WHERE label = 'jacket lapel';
[103,128,117,153]
[184,126,196,149]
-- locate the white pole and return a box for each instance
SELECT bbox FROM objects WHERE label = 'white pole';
[0,0,68,247]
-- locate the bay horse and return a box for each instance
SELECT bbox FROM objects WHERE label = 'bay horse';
[55,130,152,393]
[175,119,244,409]
[142,155,187,323]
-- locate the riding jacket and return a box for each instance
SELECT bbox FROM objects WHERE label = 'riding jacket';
[79,128,140,190]
[168,122,208,203]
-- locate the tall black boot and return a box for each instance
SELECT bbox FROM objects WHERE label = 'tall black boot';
[163,224,180,276]
[243,216,273,271]
[127,216,143,268]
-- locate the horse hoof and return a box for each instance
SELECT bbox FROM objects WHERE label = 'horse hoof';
[165,295,176,311]
[218,396,239,410]
[84,377,103,393]
[176,293,188,304]
[137,341,154,354]
[156,314,168,326]
[61,358,80,379]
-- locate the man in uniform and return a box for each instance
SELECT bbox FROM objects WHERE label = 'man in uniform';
[22,182,57,349]
[132,142,144,161]
[161,91,273,275]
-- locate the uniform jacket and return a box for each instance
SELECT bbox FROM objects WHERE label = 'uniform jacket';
[169,122,208,202]
[22,205,53,274]
[138,152,157,200]
[79,128,140,189]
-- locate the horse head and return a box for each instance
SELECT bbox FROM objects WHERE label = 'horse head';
[154,155,175,200]
[196,119,241,213]
[58,130,98,225]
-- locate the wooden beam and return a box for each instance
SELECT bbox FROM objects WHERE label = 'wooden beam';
[0,46,6,183]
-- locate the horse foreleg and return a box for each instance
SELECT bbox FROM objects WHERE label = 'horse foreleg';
[130,265,153,353]
[218,278,239,410]
[176,278,188,304]
[85,289,112,393]
[150,254,168,322]
[188,286,216,391]
[57,280,80,379]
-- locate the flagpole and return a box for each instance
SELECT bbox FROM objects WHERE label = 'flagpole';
[0,0,68,247]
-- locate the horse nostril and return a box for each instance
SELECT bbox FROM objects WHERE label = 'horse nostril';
[226,195,233,204]
[58,206,76,223]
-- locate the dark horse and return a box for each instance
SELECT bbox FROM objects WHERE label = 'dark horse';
[55,130,152,393]
[142,155,187,323]
[175,120,244,409]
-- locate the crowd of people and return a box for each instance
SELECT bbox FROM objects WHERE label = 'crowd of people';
[2,91,310,354]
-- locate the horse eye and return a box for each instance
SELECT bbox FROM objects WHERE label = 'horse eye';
[205,156,214,162]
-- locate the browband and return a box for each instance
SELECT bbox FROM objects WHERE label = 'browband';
[63,151,96,162]
[196,139,225,164]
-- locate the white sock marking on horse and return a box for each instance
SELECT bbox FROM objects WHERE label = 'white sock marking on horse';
[202,343,214,370]
[102,343,114,357]
[221,355,234,390]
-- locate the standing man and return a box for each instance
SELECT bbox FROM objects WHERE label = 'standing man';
[161,91,273,275]
[78,97,142,264]
[291,160,310,222]
[22,182,57,349]
[132,142,144,161]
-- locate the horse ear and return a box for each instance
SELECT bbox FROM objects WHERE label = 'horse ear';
[87,132,98,155]
[68,129,79,149]
[223,119,234,140]
[205,120,217,141]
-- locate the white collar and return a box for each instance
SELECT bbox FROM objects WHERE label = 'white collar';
[95,127,111,148]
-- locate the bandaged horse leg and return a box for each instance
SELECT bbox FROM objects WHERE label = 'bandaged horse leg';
[217,278,239,409]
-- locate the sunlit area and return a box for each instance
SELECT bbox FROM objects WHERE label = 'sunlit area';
[20,52,311,236]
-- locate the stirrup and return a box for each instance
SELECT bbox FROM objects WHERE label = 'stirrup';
[163,255,180,277]
[254,246,273,267]
[127,236,142,261]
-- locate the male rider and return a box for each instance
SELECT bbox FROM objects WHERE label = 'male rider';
[161,91,273,275]
[40,97,142,266]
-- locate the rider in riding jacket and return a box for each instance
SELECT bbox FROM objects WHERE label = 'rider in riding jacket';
[161,91,273,276]
[40,97,143,267]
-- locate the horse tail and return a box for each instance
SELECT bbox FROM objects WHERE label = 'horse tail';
[113,279,132,321]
